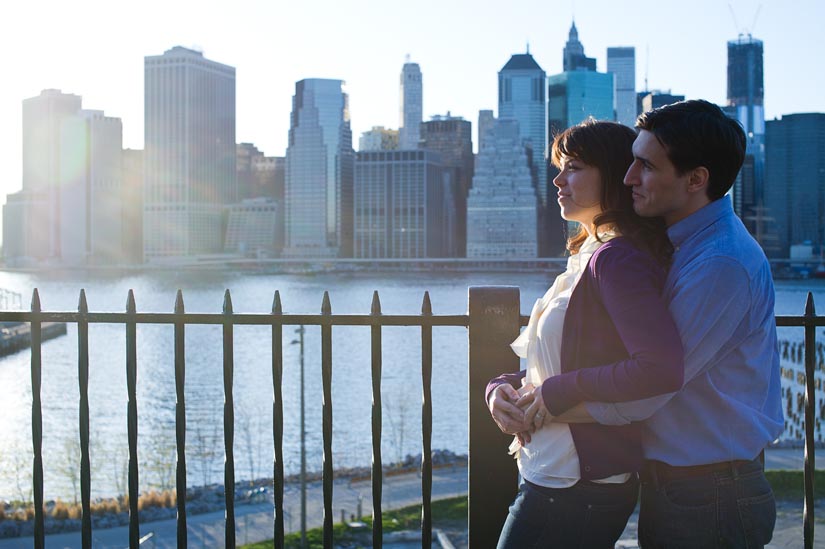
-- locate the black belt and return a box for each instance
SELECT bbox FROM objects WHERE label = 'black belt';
[641,457,760,484]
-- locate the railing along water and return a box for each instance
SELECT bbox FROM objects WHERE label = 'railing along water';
[3,287,822,549]
[6,287,477,548]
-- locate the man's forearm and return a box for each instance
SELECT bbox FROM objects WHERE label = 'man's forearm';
[553,402,596,423]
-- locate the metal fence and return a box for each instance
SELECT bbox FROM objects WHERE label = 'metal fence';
[0,286,822,549]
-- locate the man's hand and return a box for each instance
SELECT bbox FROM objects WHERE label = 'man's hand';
[488,384,529,437]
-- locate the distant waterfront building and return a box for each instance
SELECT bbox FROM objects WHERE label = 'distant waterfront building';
[639,90,686,113]
[143,46,236,260]
[284,78,354,257]
[359,126,399,151]
[399,60,422,149]
[354,150,453,258]
[59,110,123,264]
[607,47,636,126]
[122,149,143,264]
[237,143,283,200]
[764,113,825,258]
[5,89,83,261]
[420,113,474,256]
[727,35,766,230]
[563,21,597,71]
[466,117,538,258]
[498,50,547,206]
[224,198,283,257]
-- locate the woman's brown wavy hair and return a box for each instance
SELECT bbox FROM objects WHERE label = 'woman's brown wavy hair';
[551,119,673,264]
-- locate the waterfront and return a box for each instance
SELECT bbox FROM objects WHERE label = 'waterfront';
[0,270,821,501]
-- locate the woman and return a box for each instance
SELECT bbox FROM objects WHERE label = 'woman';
[486,120,684,548]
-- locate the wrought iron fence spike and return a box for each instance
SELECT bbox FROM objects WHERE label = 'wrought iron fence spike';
[174,289,184,313]
[78,289,88,312]
[31,288,41,312]
[223,289,233,314]
[371,291,381,315]
[422,291,432,315]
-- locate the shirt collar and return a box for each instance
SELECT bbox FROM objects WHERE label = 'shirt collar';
[667,196,733,249]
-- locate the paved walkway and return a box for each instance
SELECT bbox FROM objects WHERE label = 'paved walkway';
[2,448,825,548]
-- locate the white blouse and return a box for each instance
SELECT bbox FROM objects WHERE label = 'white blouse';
[510,233,630,488]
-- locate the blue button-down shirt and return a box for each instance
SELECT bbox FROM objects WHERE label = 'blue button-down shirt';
[586,197,784,465]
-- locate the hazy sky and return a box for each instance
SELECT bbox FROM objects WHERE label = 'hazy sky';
[2,0,823,199]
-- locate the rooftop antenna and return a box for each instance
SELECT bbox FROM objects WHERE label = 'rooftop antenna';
[644,44,649,92]
[526,41,530,54]
[405,53,410,63]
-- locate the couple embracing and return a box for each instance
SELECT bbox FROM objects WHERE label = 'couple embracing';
[487,100,783,548]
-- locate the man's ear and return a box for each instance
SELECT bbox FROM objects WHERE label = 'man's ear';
[687,167,709,194]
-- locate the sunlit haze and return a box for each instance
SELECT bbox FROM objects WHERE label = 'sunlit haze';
[2,0,823,202]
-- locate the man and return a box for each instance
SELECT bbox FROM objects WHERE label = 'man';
[489,100,783,547]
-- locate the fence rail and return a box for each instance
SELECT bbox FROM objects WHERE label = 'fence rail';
[1,287,822,549]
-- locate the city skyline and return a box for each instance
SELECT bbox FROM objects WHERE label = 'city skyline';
[2,0,823,206]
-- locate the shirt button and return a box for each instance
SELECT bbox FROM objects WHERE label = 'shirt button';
[584,466,591,472]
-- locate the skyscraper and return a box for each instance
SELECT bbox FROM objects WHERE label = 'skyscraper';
[14,89,82,260]
[563,21,597,71]
[764,113,825,258]
[359,126,399,151]
[354,150,452,258]
[420,113,474,256]
[498,50,547,205]
[399,60,422,149]
[639,90,686,113]
[284,78,354,257]
[547,72,614,135]
[727,35,765,224]
[466,116,538,258]
[59,110,123,264]
[477,110,495,151]
[121,149,143,264]
[143,46,236,259]
[607,47,636,126]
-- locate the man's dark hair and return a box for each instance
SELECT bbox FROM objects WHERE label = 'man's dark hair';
[636,99,746,200]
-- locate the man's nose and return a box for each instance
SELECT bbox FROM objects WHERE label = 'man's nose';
[624,163,638,186]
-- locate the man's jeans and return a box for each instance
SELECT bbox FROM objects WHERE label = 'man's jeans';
[639,458,776,548]
[497,477,638,549]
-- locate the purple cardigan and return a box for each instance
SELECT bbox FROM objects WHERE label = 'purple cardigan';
[486,237,684,480]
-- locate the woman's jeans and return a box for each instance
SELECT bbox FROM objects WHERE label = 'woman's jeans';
[497,476,638,549]
[638,458,776,548]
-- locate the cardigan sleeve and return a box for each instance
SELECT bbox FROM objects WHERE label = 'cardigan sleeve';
[541,243,684,417]
[485,370,527,405]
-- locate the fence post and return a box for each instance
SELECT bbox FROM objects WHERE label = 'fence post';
[468,286,520,548]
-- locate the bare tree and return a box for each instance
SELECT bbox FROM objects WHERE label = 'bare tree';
[57,437,81,504]
[385,386,412,464]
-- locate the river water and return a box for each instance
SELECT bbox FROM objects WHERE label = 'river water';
[0,270,820,501]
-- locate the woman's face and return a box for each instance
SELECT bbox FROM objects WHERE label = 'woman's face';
[553,155,603,229]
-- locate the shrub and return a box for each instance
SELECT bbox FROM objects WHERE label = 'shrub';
[51,501,69,520]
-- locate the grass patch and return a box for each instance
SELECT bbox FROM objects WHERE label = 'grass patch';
[240,496,467,549]
[766,469,825,500]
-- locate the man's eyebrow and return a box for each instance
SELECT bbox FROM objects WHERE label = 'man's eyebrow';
[633,154,655,167]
